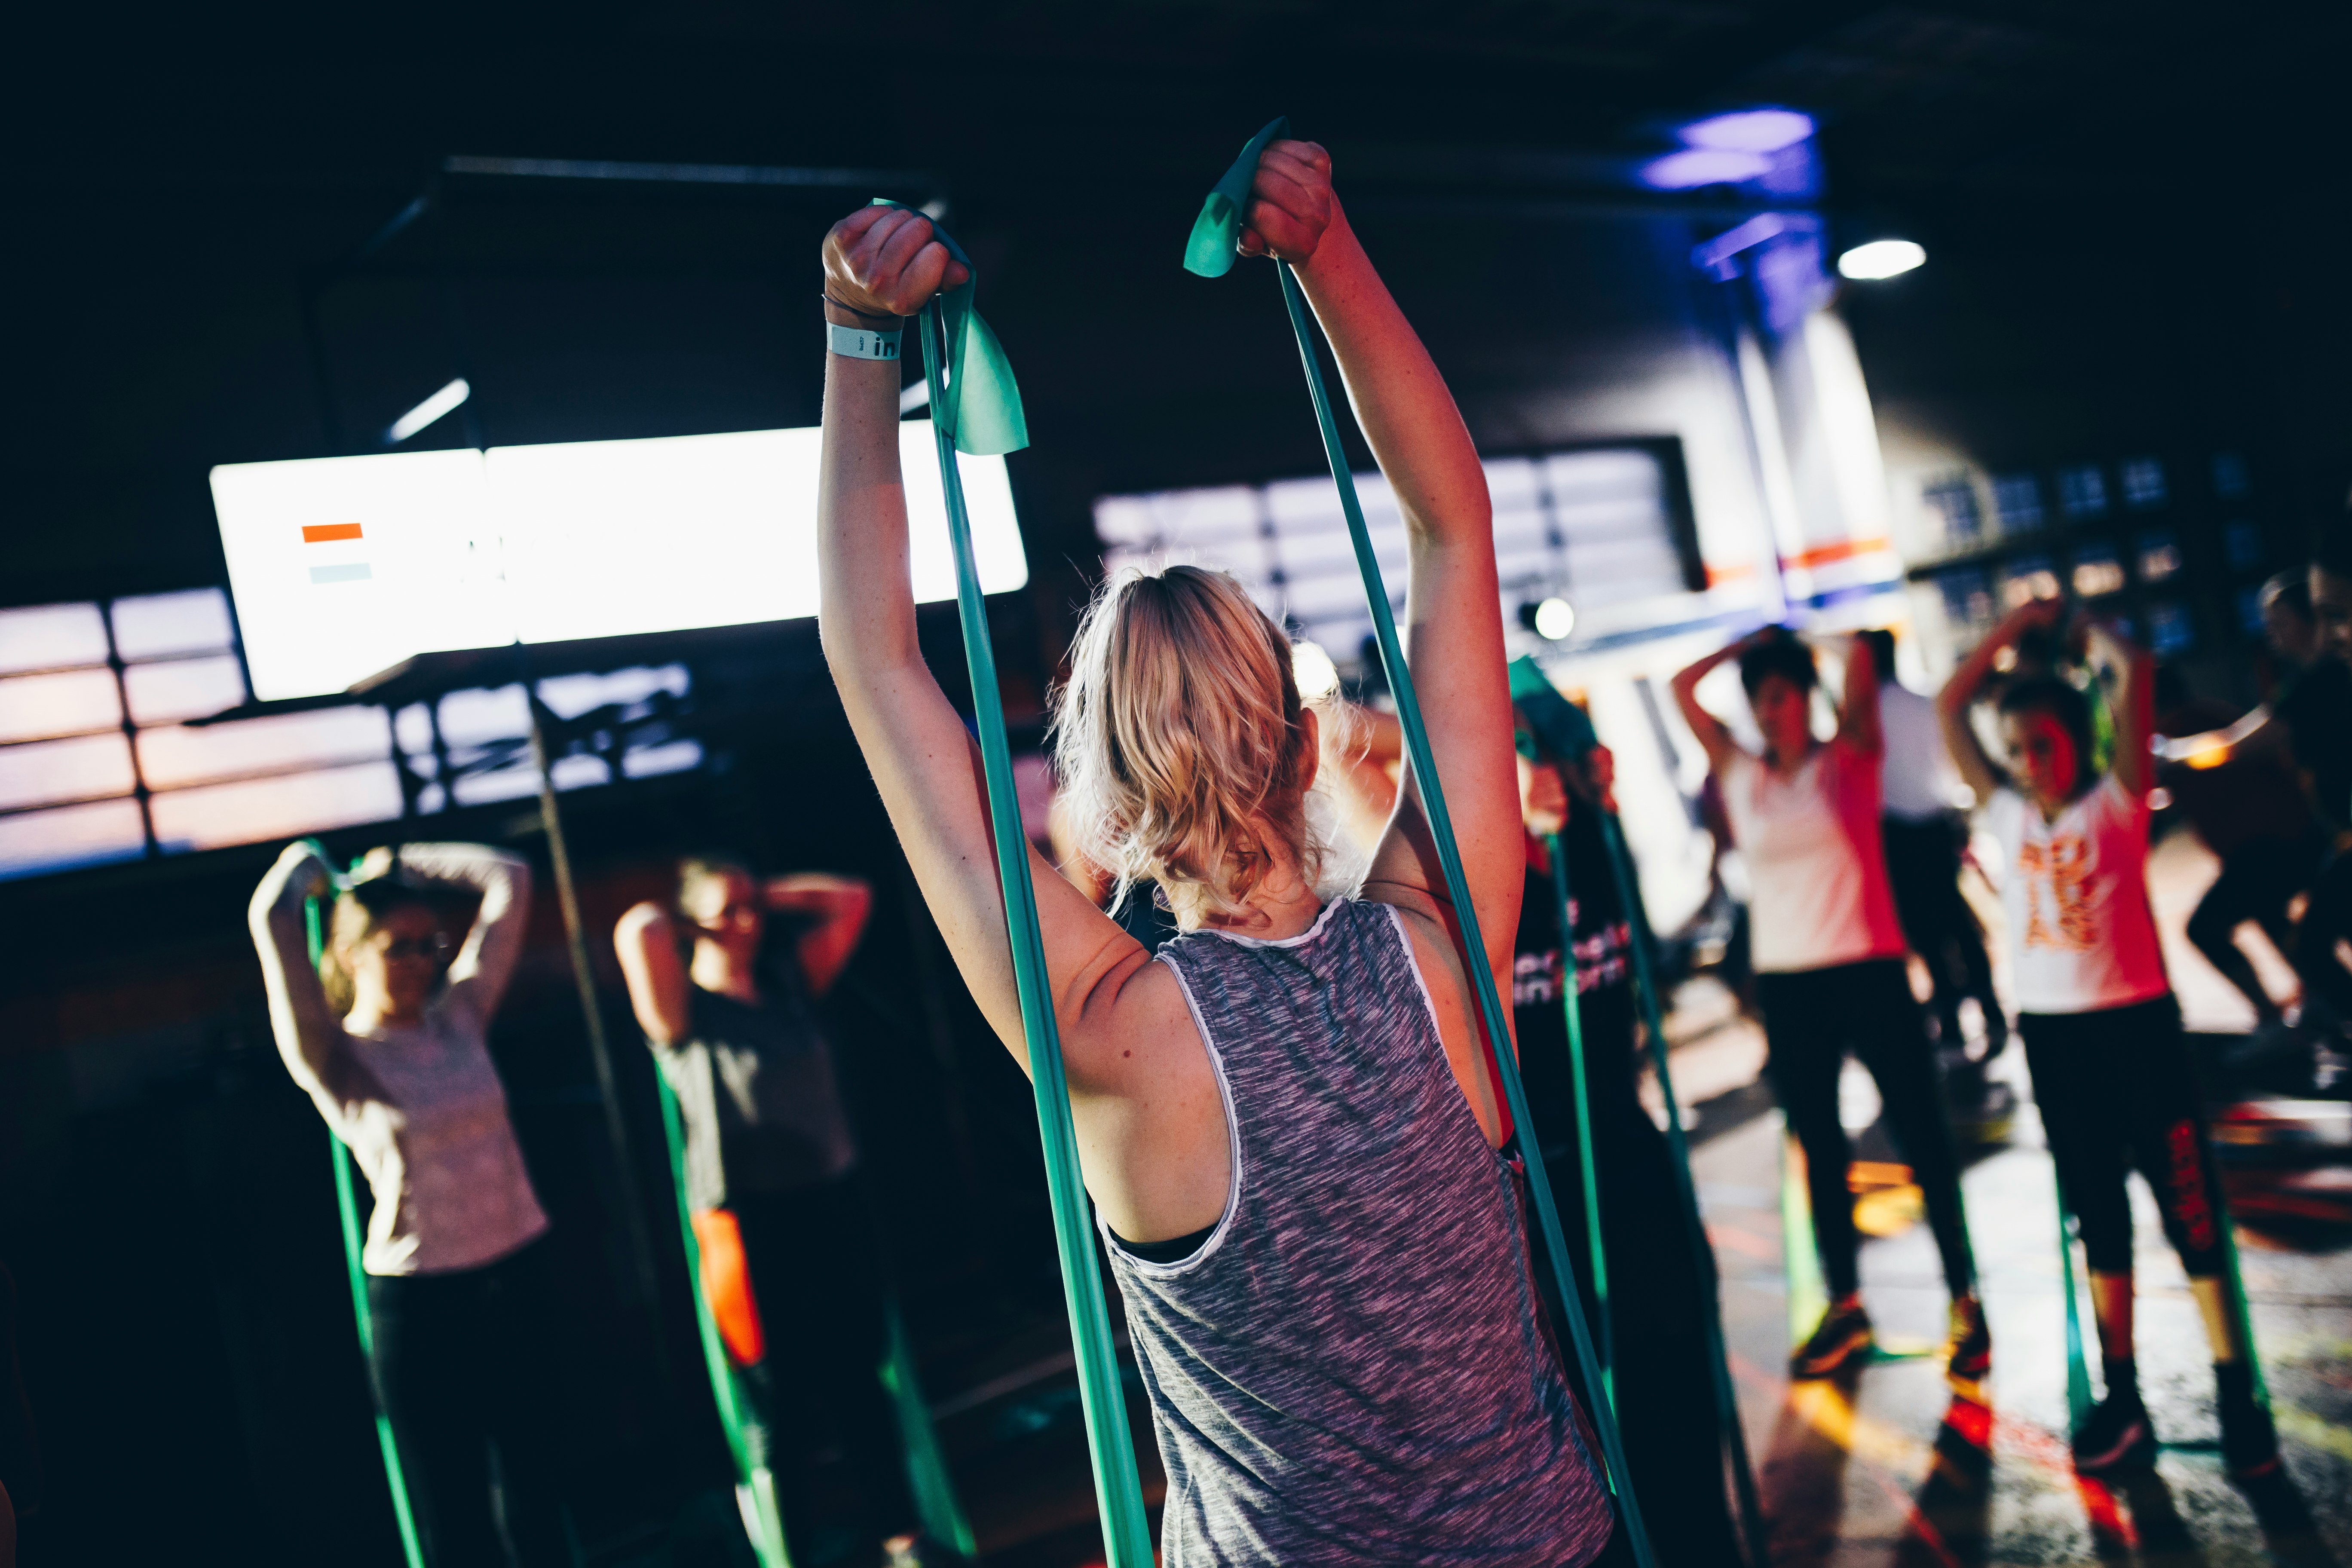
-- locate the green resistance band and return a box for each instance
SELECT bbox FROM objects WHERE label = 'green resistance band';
[1541,834,1614,1407]
[884,208,1155,1568]
[880,1303,980,1561]
[1511,668,1770,1565]
[1190,121,1657,1568]
[2055,1175,2270,1442]
[2055,1184,2095,1435]
[651,1066,978,1563]
[299,841,427,1568]
[652,1075,790,1566]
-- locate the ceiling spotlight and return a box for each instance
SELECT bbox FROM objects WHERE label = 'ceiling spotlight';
[1533,597,1577,641]
[1836,239,1926,280]
[1291,639,1340,701]
[1678,109,1815,154]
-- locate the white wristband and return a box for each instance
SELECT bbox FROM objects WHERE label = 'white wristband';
[827,321,902,360]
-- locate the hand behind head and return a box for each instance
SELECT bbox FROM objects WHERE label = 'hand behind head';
[1236,140,1337,263]
[822,206,971,318]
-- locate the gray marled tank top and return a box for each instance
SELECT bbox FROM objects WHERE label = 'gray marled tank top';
[1103,899,1613,1568]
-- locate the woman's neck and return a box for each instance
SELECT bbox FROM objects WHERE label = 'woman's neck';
[1764,736,1818,775]
[1188,877,1324,940]
[691,941,762,1005]
[345,994,425,1033]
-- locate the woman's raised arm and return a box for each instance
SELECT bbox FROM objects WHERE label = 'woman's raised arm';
[248,841,359,1101]
[1250,143,1517,975]
[815,208,1152,1094]
[392,843,532,1026]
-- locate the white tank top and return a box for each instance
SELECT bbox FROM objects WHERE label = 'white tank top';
[1984,776,2171,1015]
[1719,743,1908,974]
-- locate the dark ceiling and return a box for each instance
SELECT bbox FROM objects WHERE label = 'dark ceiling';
[6,1,2348,609]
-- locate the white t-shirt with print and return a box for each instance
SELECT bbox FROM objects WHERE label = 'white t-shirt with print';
[1718,743,1908,974]
[1983,775,2171,1016]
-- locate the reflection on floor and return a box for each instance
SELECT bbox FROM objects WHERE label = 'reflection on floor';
[1697,825,2352,1568]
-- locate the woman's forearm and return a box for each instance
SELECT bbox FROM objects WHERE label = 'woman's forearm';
[1290,217,1488,549]
[816,322,924,703]
[248,843,343,1093]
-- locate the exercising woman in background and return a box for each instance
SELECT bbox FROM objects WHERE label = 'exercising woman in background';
[1513,723,1746,1568]
[1673,629,1988,1382]
[249,841,567,1567]
[817,138,1616,1565]
[614,861,917,1563]
[1940,599,2278,1478]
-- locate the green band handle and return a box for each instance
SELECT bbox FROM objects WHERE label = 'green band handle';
[1253,243,1659,1566]
[298,840,427,1568]
[1543,834,1614,1406]
[1594,812,1770,1566]
[911,293,1155,1568]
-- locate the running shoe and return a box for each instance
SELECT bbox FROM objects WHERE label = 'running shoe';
[1790,1298,1874,1378]
[1945,1295,1992,1385]
[2072,1389,2156,1475]
[2217,1363,2282,1480]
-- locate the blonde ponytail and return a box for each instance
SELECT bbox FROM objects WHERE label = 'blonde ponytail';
[1051,565,1324,924]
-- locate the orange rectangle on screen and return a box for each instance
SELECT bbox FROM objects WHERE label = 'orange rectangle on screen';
[301,522,364,543]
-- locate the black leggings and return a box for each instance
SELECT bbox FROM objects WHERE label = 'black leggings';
[1882,815,2006,1051]
[367,1238,570,1568]
[2296,843,2352,1027]
[2019,996,2228,1278]
[735,1173,914,1559]
[1757,958,1976,1301]
[2186,833,2323,1022]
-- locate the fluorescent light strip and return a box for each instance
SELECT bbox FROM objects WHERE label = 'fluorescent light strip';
[386,378,471,445]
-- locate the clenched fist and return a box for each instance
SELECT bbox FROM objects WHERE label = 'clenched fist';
[821,205,970,318]
[1235,140,1341,265]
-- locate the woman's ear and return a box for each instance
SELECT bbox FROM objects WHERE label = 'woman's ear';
[1295,705,1321,795]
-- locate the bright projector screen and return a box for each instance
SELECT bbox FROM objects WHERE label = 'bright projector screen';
[211,422,1026,701]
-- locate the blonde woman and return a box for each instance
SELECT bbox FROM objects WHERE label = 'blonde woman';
[248,840,567,1567]
[818,141,1615,1567]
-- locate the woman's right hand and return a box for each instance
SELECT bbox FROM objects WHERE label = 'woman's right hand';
[1236,140,1339,264]
[821,206,970,318]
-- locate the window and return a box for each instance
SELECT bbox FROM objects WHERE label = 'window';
[2136,530,2182,584]
[1998,555,2059,608]
[2237,586,2268,637]
[1991,474,2044,532]
[1922,473,1984,551]
[1096,443,1697,671]
[0,586,704,881]
[2224,521,2265,573]
[2212,452,2250,500]
[2070,546,2125,599]
[2119,457,2166,511]
[2146,602,2195,655]
[1936,569,1994,634]
[2058,465,2108,520]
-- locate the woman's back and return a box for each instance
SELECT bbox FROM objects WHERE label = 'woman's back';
[1106,899,1609,1568]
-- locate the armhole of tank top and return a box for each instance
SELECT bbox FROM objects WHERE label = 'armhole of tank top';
[1380,903,1500,1157]
[1111,952,1244,1280]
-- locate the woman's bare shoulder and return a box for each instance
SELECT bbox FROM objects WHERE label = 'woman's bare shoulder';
[1062,939,1213,1095]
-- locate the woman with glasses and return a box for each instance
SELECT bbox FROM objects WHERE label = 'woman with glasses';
[249,840,569,1567]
